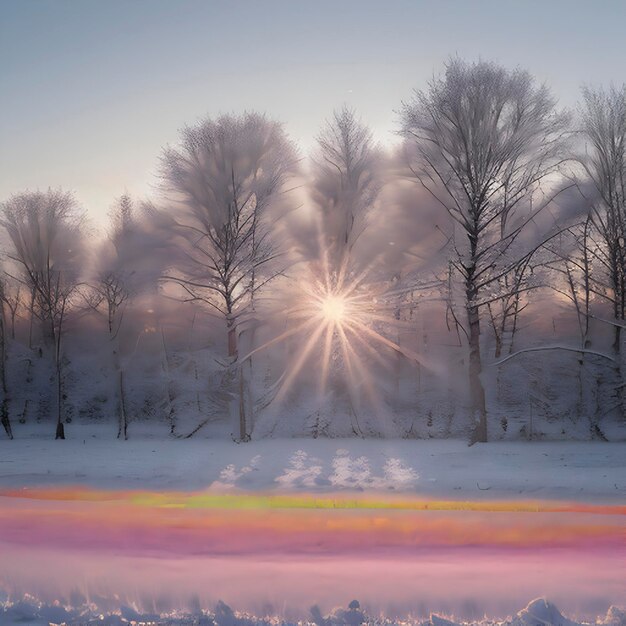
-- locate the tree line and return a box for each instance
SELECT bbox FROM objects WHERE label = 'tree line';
[1,58,624,442]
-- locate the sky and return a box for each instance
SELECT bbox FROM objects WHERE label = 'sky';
[1,0,626,225]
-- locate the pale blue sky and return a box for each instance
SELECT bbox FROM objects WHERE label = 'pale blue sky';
[1,0,625,223]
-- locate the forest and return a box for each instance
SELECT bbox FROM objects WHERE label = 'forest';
[1,58,625,443]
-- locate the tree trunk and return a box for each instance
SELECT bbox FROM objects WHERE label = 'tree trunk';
[467,302,487,443]
[112,333,128,440]
[117,369,128,440]
[55,359,65,439]
[613,309,622,354]
[227,318,237,359]
[1,406,12,439]
[28,287,35,349]
[9,308,16,340]
[160,327,176,435]
[494,333,502,360]
[54,323,65,440]
[0,297,12,439]
[227,314,248,441]
[465,222,488,444]
[44,315,56,350]
[246,322,257,437]
[0,366,11,439]
[238,368,248,441]
[614,324,625,421]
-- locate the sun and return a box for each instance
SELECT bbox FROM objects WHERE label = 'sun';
[238,227,429,417]
[239,253,427,415]
[319,294,347,324]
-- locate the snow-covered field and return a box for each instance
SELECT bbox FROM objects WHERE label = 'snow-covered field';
[1,429,625,501]
[1,433,625,625]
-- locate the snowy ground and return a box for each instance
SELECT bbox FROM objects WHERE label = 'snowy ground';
[1,593,626,626]
[2,429,625,625]
[1,426,625,501]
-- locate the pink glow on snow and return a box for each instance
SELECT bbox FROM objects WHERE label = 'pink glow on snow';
[0,489,624,618]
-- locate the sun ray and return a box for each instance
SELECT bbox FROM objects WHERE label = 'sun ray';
[244,218,432,421]
[274,322,328,402]
[346,318,429,369]
[334,322,364,416]
[239,316,320,363]
[343,322,391,369]
[319,324,335,396]
[341,324,403,434]
[335,322,388,420]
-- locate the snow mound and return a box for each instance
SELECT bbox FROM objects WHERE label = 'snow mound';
[603,607,626,626]
[430,615,461,626]
[275,450,325,488]
[311,600,367,626]
[513,598,580,626]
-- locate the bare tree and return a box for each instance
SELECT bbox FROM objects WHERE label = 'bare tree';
[0,273,21,340]
[0,270,22,438]
[485,259,531,358]
[98,195,134,334]
[1,189,84,439]
[543,218,597,349]
[541,218,606,432]
[312,106,383,269]
[400,58,570,442]
[0,276,12,438]
[90,194,137,439]
[578,85,626,411]
[159,112,298,439]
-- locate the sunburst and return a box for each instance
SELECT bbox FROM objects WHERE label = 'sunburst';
[242,242,427,416]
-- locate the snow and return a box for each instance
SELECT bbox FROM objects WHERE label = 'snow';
[0,428,625,502]
[1,596,625,626]
[1,432,624,625]
[515,598,581,626]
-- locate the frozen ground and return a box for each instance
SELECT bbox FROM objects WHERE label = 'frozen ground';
[0,425,625,501]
